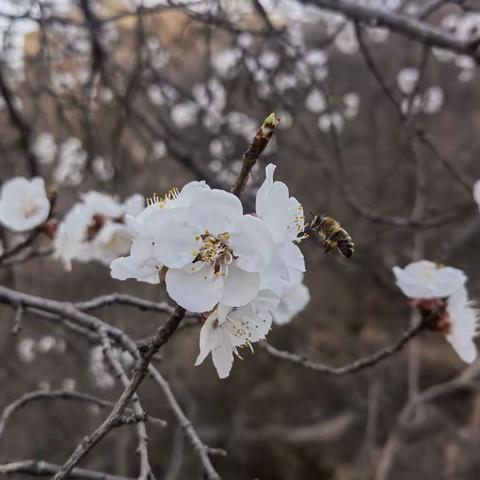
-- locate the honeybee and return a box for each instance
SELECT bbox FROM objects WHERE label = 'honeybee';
[309,214,355,259]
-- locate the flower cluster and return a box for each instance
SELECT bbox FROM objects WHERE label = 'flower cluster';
[111,164,310,378]
[55,191,144,270]
[393,260,478,363]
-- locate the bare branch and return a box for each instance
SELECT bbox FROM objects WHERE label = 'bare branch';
[259,320,424,375]
[148,368,225,480]
[0,460,132,480]
[53,306,185,480]
[300,0,480,60]
[0,389,166,441]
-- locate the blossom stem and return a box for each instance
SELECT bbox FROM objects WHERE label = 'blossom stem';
[231,112,279,198]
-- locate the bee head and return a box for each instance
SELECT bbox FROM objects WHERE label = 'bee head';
[310,213,326,229]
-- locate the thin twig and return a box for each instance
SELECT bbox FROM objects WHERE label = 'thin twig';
[259,321,424,375]
[53,306,185,480]
[0,460,132,480]
[0,389,166,441]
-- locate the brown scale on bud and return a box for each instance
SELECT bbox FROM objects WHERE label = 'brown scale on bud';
[244,112,280,160]
[232,113,280,197]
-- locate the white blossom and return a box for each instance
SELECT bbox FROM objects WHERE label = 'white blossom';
[111,181,207,286]
[89,346,115,390]
[211,48,242,78]
[0,177,50,232]
[54,137,87,187]
[55,191,144,270]
[304,49,327,67]
[318,112,344,132]
[335,23,359,55]
[93,157,115,182]
[393,260,466,299]
[152,141,167,160]
[144,188,274,312]
[17,337,36,364]
[33,133,57,165]
[109,183,208,284]
[227,111,258,140]
[148,85,165,106]
[343,92,360,119]
[171,101,199,128]
[397,67,419,95]
[305,88,326,113]
[422,86,444,115]
[195,290,279,378]
[193,78,226,116]
[259,50,280,70]
[274,73,297,92]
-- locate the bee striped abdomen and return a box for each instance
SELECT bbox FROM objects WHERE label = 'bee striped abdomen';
[329,228,354,258]
[336,234,354,258]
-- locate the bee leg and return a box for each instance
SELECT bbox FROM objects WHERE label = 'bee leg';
[323,242,334,255]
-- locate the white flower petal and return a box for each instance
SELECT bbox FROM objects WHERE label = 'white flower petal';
[212,344,234,379]
[150,210,199,269]
[124,194,145,216]
[230,215,274,273]
[260,252,291,295]
[473,179,480,208]
[186,189,243,235]
[273,280,310,325]
[255,163,305,244]
[110,256,160,284]
[393,261,466,299]
[255,163,276,216]
[166,267,223,312]
[446,286,478,364]
[279,240,306,273]
[195,313,219,366]
[221,264,260,307]
[110,238,160,284]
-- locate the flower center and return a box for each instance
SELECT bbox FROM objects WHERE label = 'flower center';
[20,197,40,219]
[194,231,233,276]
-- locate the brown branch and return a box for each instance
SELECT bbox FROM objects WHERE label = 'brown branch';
[0,64,38,176]
[99,331,155,480]
[53,306,185,480]
[0,286,220,480]
[0,389,166,441]
[0,460,132,480]
[375,362,480,480]
[259,320,424,375]
[300,0,480,60]
[148,369,224,480]
[231,112,279,197]
[74,293,176,314]
[354,24,474,195]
